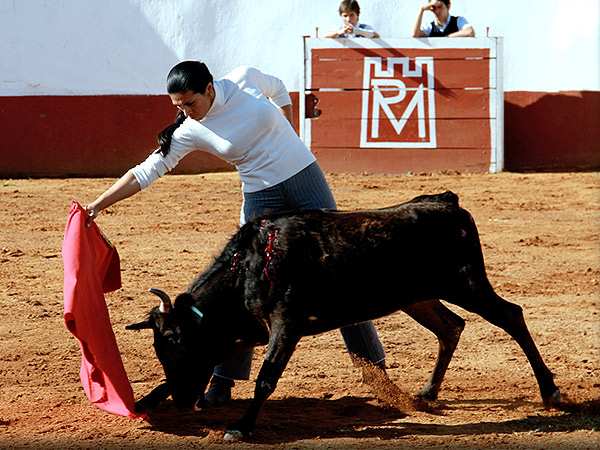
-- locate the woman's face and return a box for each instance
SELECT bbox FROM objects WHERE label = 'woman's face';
[170,84,215,121]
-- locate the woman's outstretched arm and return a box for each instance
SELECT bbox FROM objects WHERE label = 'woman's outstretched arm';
[85,171,141,226]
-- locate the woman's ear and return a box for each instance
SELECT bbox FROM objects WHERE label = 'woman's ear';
[206,82,215,98]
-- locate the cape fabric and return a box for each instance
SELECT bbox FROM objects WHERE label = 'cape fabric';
[62,201,143,419]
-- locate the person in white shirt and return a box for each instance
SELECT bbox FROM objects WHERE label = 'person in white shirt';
[324,0,380,38]
[85,61,386,407]
[412,0,475,37]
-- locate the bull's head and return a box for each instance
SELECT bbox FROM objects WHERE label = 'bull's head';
[127,288,214,410]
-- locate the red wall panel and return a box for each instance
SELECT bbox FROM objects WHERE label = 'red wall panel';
[504,91,600,171]
[304,43,498,173]
[313,147,491,174]
[0,95,232,177]
[311,49,492,90]
[0,90,597,177]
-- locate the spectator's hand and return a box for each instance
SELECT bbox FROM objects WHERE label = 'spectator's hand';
[422,0,437,12]
[342,23,354,35]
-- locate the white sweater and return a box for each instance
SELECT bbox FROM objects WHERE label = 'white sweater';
[130,66,316,193]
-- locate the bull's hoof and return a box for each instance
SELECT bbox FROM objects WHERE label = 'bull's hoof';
[543,389,562,408]
[223,430,244,441]
[412,395,436,413]
[134,400,152,412]
[415,386,439,402]
[134,382,172,411]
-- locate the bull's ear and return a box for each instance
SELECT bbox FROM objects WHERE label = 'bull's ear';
[187,305,204,326]
[126,320,153,330]
[174,294,203,326]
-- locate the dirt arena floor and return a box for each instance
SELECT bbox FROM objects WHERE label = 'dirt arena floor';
[1,171,599,449]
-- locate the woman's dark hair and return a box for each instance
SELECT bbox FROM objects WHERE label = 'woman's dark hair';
[339,0,360,15]
[156,61,213,156]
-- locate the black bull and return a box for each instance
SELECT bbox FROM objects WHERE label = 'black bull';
[127,192,560,439]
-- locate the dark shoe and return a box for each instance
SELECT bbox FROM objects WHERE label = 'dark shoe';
[204,376,234,407]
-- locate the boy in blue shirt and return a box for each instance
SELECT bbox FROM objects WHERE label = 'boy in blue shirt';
[324,0,380,38]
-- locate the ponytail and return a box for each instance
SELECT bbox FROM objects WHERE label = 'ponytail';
[156,61,214,157]
[157,110,186,156]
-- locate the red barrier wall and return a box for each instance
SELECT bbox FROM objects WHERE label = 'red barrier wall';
[0,91,597,178]
[0,95,232,178]
[0,93,302,178]
[504,91,600,172]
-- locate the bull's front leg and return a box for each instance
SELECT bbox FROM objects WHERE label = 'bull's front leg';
[224,318,301,440]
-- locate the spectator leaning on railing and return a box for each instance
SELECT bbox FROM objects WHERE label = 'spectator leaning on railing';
[324,0,380,38]
[412,0,475,37]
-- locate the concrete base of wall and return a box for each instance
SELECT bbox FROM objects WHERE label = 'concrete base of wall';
[0,91,597,178]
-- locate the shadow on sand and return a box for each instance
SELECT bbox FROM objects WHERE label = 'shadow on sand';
[140,396,600,444]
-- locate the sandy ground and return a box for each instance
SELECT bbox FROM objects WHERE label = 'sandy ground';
[1,170,599,449]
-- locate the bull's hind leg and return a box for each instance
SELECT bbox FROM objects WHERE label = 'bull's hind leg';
[402,299,465,400]
[450,283,560,405]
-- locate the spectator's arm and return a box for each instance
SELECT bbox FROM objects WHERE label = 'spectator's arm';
[412,5,429,37]
[323,27,344,38]
[449,18,475,37]
[354,26,379,38]
[447,25,475,37]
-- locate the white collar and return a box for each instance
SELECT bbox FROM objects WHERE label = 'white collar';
[205,79,224,118]
[436,16,450,30]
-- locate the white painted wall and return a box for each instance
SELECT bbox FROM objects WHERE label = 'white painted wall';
[2,0,598,95]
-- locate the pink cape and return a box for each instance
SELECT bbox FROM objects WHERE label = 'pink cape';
[62,201,144,419]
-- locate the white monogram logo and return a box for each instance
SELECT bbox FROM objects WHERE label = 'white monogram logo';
[360,57,437,148]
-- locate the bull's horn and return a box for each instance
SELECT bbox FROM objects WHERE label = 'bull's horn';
[149,288,172,313]
[126,320,152,330]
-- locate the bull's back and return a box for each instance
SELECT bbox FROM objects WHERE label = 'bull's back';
[244,196,483,332]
